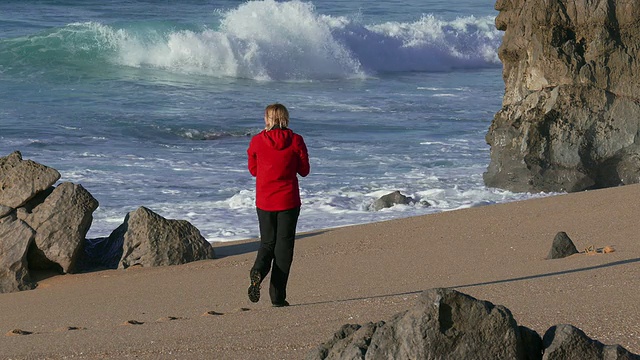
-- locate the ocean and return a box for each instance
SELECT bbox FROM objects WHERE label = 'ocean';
[0,0,548,242]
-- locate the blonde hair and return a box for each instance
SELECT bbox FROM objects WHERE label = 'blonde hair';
[264,103,289,130]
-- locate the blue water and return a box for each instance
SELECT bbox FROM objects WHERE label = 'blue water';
[0,0,546,242]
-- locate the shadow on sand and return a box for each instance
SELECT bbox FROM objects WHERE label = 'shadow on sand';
[291,257,640,307]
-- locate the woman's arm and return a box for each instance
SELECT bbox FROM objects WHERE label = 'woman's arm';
[247,140,258,177]
[296,136,310,177]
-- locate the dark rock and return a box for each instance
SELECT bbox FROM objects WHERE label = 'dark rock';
[0,151,60,208]
[116,206,215,269]
[0,214,36,293]
[522,325,545,360]
[22,182,99,273]
[542,324,640,360]
[306,322,383,360]
[371,191,414,211]
[310,288,542,360]
[547,231,579,260]
[366,288,538,359]
[485,0,640,193]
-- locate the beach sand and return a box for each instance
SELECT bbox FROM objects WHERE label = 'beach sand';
[1,184,639,359]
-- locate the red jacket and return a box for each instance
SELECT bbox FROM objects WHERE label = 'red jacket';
[247,128,310,211]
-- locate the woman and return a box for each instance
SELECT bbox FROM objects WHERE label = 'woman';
[247,103,310,307]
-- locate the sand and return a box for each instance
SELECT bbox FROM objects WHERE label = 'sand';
[1,184,639,359]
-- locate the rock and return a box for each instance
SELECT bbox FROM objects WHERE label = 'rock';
[0,214,36,293]
[371,191,414,211]
[116,206,215,269]
[366,288,538,359]
[484,0,640,193]
[547,231,579,260]
[542,324,640,360]
[21,182,99,273]
[0,151,61,208]
[310,288,542,359]
[306,322,383,360]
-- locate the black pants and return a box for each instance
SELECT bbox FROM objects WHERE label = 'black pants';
[252,207,300,304]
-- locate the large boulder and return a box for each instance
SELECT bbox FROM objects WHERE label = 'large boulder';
[484,0,640,192]
[20,182,99,273]
[115,206,215,269]
[0,214,36,293]
[0,151,60,209]
[309,288,542,359]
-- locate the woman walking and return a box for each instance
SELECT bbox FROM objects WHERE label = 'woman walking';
[247,103,310,307]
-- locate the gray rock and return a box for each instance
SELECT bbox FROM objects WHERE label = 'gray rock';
[371,191,414,211]
[547,231,579,260]
[0,151,60,208]
[116,206,215,269]
[0,214,36,293]
[307,322,383,360]
[542,324,640,360]
[310,288,541,360]
[365,288,536,359]
[22,182,99,273]
[484,0,640,193]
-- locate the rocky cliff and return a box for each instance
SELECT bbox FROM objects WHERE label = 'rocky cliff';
[484,0,640,192]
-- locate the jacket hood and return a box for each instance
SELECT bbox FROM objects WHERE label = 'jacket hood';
[261,128,293,150]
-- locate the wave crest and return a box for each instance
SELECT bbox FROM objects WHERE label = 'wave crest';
[0,0,503,80]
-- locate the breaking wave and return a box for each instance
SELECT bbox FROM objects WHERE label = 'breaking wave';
[0,0,502,81]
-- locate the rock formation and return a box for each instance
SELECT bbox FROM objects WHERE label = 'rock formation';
[308,288,639,360]
[21,182,98,273]
[0,151,216,293]
[484,0,640,193]
[0,151,60,208]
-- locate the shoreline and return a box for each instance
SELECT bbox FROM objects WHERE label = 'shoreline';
[1,184,639,359]
[207,190,557,245]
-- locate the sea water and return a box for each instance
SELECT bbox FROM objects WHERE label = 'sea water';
[0,0,547,242]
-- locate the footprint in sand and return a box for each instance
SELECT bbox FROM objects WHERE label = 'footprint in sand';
[6,329,33,336]
[203,308,249,316]
[203,310,224,316]
[156,316,187,322]
[122,320,144,326]
[55,326,87,332]
[230,307,251,314]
